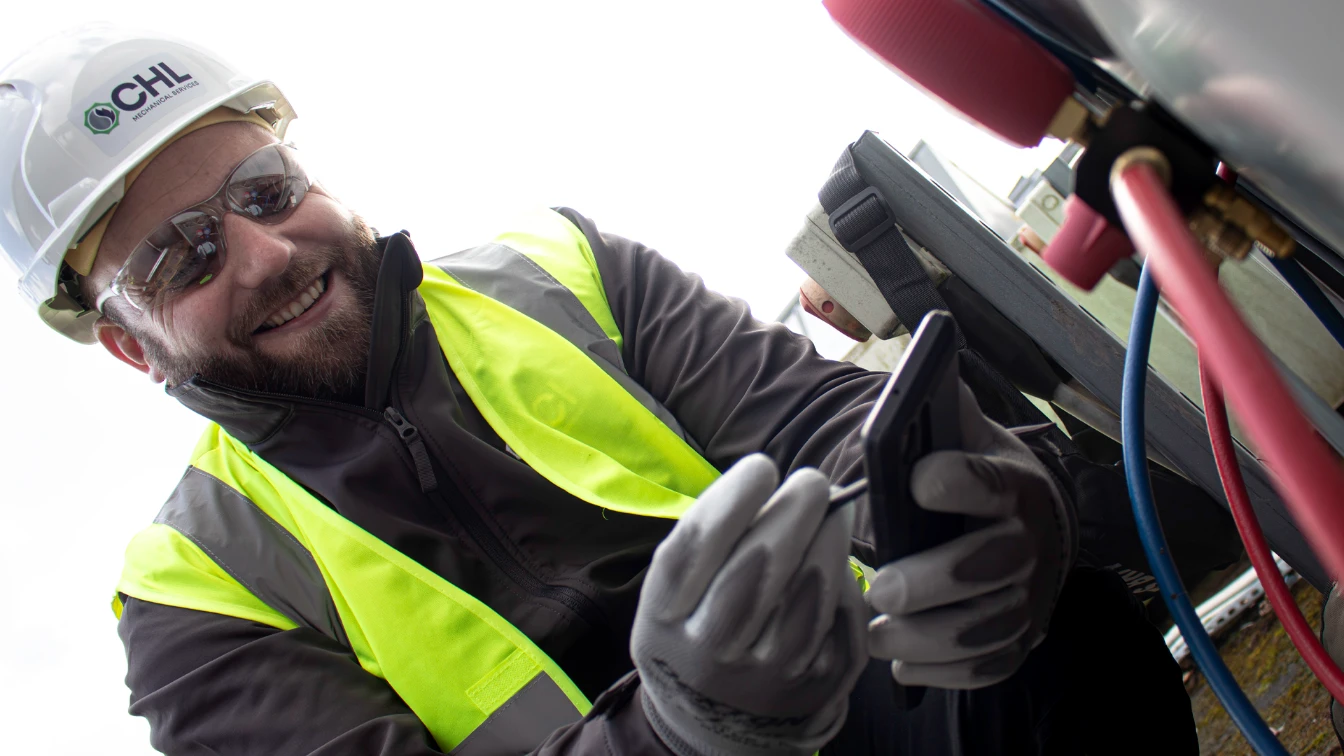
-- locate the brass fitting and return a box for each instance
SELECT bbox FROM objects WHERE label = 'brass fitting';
[1046,97,1092,145]
[1111,146,1172,189]
[1189,208,1252,262]
[1203,183,1296,258]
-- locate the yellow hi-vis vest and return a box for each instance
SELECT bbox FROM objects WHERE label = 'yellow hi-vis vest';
[113,209,725,754]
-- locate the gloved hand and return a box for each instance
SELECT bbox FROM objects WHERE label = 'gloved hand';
[867,381,1077,689]
[631,454,868,756]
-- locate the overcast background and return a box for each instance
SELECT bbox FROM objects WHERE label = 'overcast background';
[0,2,1060,752]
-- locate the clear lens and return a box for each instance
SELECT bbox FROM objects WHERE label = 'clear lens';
[102,143,311,312]
[111,210,224,310]
[226,144,308,220]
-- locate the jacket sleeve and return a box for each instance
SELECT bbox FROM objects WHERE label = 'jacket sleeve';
[119,596,673,756]
[563,209,888,557]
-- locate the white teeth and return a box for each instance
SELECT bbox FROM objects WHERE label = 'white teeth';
[260,275,328,331]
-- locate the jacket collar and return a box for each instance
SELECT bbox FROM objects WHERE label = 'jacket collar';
[168,232,424,445]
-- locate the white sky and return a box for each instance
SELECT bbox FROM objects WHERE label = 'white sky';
[0,3,1061,753]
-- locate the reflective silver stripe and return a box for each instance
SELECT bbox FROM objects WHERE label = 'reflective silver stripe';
[156,467,349,646]
[449,674,582,755]
[439,244,703,452]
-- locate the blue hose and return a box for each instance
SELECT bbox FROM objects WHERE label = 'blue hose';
[1267,253,1344,351]
[1123,265,1288,755]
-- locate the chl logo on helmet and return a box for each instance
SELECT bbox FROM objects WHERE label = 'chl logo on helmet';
[83,62,195,135]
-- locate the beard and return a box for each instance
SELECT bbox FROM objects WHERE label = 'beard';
[136,216,383,403]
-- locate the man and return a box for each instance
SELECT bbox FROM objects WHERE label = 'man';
[2,27,1196,755]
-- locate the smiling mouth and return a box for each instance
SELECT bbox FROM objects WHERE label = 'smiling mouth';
[255,272,329,334]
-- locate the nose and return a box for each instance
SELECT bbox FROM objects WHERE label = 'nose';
[222,213,296,290]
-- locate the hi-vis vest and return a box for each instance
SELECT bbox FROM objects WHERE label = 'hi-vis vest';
[113,209,726,754]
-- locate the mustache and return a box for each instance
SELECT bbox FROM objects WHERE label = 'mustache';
[226,247,344,344]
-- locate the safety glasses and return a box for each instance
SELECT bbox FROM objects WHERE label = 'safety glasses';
[96,143,311,312]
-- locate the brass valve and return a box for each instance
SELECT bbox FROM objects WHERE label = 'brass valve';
[1203,183,1296,259]
[1189,208,1252,262]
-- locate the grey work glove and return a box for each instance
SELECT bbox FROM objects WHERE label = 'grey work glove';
[631,454,868,756]
[867,381,1077,689]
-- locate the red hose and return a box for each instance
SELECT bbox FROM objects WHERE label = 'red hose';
[1111,161,1344,584]
[1199,360,1344,701]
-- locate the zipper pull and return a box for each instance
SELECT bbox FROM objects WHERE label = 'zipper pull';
[384,407,438,493]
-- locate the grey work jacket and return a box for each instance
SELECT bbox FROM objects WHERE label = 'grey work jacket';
[117,208,1209,755]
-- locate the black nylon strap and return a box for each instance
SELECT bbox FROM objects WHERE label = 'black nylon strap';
[820,145,1048,428]
[820,148,966,350]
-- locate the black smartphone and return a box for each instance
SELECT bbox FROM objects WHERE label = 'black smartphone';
[859,310,965,709]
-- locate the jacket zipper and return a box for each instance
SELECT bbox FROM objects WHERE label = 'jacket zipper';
[383,407,438,493]
[383,284,608,627]
[389,390,610,627]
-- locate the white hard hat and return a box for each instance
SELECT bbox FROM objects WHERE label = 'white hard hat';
[0,25,295,342]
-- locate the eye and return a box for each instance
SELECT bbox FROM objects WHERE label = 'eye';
[226,145,310,221]
[230,176,289,218]
[145,212,221,298]
[161,239,216,291]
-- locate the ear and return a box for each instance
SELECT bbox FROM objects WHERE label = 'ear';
[94,317,163,383]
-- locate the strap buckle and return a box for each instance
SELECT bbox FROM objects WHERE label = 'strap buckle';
[828,187,895,251]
